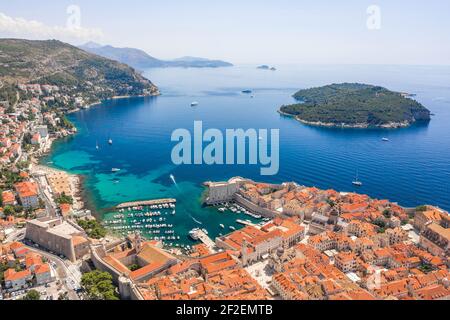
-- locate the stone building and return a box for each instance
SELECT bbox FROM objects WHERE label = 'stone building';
[25,217,89,262]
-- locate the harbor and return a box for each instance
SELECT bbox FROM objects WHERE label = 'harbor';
[116,198,176,209]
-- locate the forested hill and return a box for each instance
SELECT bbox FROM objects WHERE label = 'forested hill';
[0,39,159,105]
[280,83,431,128]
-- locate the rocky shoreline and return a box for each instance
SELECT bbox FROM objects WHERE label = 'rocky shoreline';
[278,110,414,129]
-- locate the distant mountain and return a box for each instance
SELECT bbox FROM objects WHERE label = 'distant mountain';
[78,43,165,69]
[79,43,233,69]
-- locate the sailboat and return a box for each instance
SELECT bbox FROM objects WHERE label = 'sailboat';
[352,171,363,187]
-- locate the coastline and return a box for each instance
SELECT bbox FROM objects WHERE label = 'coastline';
[30,163,85,211]
[67,91,161,113]
[33,92,162,218]
[278,109,412,129]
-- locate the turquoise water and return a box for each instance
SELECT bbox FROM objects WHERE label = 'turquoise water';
[45,65,450,243]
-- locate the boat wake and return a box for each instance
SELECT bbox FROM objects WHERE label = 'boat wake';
[170,174,181,191]
[190,215,203,225]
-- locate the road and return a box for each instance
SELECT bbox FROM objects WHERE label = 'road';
[23,243,81,300]
[31,170,58,217]
[3,228,81,300]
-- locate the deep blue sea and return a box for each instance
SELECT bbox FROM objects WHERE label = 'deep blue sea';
[45,64,450,243]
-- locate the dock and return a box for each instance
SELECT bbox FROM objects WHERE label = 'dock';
[116,198,176,209]
[195,229,217,253]
[236,219,258,227]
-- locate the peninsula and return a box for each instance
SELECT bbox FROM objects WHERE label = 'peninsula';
[279,83,431,128]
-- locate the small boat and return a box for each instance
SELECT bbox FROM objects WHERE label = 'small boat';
[108,138,113,145]
[191,101,199,107]
[242,90,252,94]
[96,141,99,150]
[352,171,363,187]
[111,168,121,173]
[382,138,389,142]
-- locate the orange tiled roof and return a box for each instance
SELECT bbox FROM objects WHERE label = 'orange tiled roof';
[14,181,38,198]
[34,263,50,274]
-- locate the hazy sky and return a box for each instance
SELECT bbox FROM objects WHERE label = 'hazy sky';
[1,0,450,65]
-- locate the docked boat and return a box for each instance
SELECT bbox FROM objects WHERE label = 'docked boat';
[189,228,201,240]
[220,224,225,229]
[229,226,236,231]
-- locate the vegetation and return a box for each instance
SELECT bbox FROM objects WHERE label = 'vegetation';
[383,209,392,218]
[22,290,41,300]
[280,83,431,127]
[81,271,119,300]
[418,264,433,274]
[416,205,428,212]
[77,219,107,239]
[129,264,141,272]
[0,39,159,110]
[0,168,24,189]
[56,192,74,205]
[58,292,70,300]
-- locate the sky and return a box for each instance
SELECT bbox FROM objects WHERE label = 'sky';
[1,0,450,65]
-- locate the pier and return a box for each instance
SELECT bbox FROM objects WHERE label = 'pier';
[236,219,258,227]
[116,198,176,209]
[194,229,217,253]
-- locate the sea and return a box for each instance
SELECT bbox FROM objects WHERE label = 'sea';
[43,64,450,245]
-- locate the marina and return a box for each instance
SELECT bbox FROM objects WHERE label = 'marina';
[116,198,177,209]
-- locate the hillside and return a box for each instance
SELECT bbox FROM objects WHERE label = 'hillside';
[0,39,159,106]
[280,83,431,128]
[79,43,233,69]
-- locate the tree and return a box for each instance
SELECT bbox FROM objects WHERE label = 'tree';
[416,205,428,212]
[383,209,392,218]
[81,271,119,300]
[58,292,69,300]
[56,192,74,205]
[23,290,41,300]
[129,264,141,272]
[77,219,106,239]
[3,205,15,217]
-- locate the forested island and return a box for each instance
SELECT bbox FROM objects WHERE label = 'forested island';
[279,83,431,128]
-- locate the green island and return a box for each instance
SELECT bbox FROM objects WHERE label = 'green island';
[279,83,431,128]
